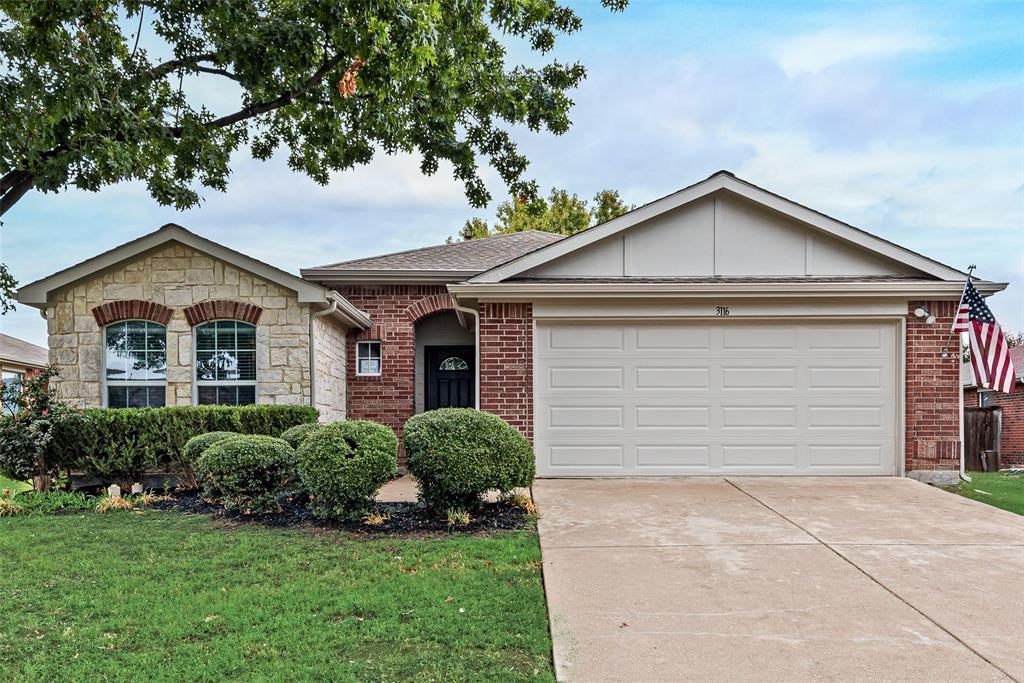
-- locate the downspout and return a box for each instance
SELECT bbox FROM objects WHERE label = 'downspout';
[310,299,340,412]
[451,299,480,410]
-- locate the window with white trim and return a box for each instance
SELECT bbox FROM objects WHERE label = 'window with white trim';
[195,320,257,405]
[356,341,382,376]
[105,320,167,408]
[2,370,24,414]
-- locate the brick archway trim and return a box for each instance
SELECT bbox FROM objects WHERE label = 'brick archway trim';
[92,300,174,327]
[404,293,455,323]
[183,300,264,326]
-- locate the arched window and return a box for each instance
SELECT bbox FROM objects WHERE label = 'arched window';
[104,320,167,408]
[438,356,469,371]
[194,320,256,405]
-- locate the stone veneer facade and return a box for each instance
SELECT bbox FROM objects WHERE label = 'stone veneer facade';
[44,243,345,413]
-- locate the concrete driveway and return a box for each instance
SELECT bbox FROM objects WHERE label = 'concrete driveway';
[534,477,1024,682]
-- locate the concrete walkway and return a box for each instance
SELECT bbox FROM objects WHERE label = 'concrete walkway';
[534,477,1024,682]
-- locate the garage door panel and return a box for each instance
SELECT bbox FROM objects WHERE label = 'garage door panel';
[808,445,885,468]
[635,366,710,389]
[721,405,798,429]
[549,445,624,468]
[635,405,710,429]
[721,366,798,390]
[548,406,624,429]
[547,366,624,390]
[636,445,712,468]
[635,325,712,350]
[536,320,897,476]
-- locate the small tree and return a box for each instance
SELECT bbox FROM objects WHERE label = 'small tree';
[456,187,633,240]
[0,366,82,491]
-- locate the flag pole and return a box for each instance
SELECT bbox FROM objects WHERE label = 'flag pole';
[952,265,976,484]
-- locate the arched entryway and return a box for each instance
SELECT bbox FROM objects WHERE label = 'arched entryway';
[414,311,475,413]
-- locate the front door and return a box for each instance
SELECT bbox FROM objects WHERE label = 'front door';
[425,346,475,410]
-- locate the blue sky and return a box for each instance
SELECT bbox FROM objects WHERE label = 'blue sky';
[2,0,1022,347]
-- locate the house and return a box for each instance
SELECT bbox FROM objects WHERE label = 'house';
[17,171,1008,484]
[1,333,49,411]
[963,346,1024,468]
[0,333,48,378]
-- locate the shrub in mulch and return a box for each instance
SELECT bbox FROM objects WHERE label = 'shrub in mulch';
[150,491,531,535]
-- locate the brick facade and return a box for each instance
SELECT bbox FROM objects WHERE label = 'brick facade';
[905,300,962,481]
[479,303,533,443]
[336,285,453,452]
[964,383,1024,468]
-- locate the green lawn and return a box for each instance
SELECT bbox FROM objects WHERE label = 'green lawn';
[946,471,1024,516]
[0,512,554,682]
[0,476,31,493]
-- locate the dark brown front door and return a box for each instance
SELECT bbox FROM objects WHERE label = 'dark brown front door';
[425,346,475,410]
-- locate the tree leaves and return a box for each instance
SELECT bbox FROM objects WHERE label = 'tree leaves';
[456,187,633,240]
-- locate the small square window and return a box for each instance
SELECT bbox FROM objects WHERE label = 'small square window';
[979,390,994,408]
[357,341,382,376]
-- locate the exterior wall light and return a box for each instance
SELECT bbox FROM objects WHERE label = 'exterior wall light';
[914,307,936,325]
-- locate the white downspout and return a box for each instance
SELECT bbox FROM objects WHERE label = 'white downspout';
[452,299,480,410]
[310,299,339,412]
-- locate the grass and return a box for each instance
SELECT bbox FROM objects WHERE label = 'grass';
[0,476,31,493]
[0,512,554,682]
[943,471,1024,516]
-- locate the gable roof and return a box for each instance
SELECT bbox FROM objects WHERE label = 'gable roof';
[16,224,370,328]
[0,334,48,368]
[19,223,328,305]
[301,231,565,284]
[468,171,977,285]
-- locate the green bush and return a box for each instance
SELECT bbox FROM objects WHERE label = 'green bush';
[404,409,534,511]
[178,431,238,488]
[195,435,296,514]
[280,422,323,449]
[297,420,397,519]
[47,405,317,487]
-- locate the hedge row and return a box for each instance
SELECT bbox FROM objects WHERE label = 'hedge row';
[46,405,318,483]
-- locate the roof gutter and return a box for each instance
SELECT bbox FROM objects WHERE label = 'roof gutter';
[448,280,1008,301]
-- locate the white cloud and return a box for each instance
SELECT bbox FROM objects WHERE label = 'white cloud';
[776,28,933,77]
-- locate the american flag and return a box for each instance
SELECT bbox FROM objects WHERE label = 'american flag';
[952,281,1016,393]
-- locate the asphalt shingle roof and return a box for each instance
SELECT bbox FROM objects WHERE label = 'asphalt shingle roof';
[308,231,566,272]
[0,334,49,368]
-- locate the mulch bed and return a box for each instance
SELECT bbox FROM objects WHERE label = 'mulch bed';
[150,492,532,536]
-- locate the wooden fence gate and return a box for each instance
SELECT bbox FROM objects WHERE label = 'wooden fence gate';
[964,407,1002,472]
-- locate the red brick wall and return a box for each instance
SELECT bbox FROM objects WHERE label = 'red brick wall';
[479,303,533,443]
[905,300,962,474]
[964,384,1024,467]
[335,285,451,453]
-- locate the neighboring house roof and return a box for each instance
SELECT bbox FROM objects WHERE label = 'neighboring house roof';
[467,171,996,287]
[17,224,370,329]
[962,346,1024,387]
[301,231,566,284]
[0,334,49,369]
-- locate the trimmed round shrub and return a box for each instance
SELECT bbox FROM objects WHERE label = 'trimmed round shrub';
[182,431,238,465]
[297,420,397,519]
[177,430,238,490]
[195,435,296,513]
[404,409,535,511]
[280,422,323,449]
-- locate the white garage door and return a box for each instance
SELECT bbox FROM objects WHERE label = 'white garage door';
[535,320,898,476]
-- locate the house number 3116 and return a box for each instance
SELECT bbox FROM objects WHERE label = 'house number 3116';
[715,306,730,317]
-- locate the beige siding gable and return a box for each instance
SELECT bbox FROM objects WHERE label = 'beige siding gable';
[521,192,919,279]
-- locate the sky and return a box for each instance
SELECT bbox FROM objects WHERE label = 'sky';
[2,0,1022,348]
